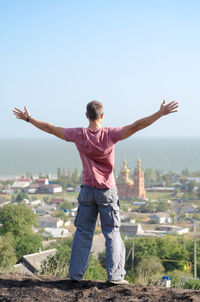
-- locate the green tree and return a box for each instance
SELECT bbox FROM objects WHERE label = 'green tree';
[57,167,62,179]
[0,204,37,236]
[187,181,197,193]
[15,191,29,202]
[136,256,164,285]
[0,204,42,260]
[72,168,80,185]
[182,168,190,177]
[0,233,17,272]
[15,232,42,259]
[144,168,156,183]
[66,168,72,186]
[41,239,106,280]
[156,200,168,212]
[84,254,107,281]
[41,242,71,277]
[197,184,200,199]
[139,201,156,213]
[53,210,68,222]
[155,169,164,183]
[60,200,73,211]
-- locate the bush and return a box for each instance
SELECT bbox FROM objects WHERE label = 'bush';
[84,254,107,281]
[182,279,200,290]
[135,256,164,286]
[41,240,107,280]
[41,244,71,277]
[0,233,17,272]
[167,270,192,288]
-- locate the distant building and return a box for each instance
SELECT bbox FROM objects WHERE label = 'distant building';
[12,178,31,190]
[117,158,146,200]
[150,213,172,224]
[174,204,198,215]
[36,205,57,215]
[24,183,62,194]
[50,198,63,205]
[44,227,69,238]
[120,222,144,237]
[156,225,189,235]
[36,178,49,185]
[38,216,63,228]
[21,248,57,274]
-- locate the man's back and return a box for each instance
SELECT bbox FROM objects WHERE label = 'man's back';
[64,127,123,189]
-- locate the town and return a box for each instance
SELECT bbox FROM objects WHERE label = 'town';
[0,158,200,287]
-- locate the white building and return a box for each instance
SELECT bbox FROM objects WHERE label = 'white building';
[150,213,172,224]
[44,227,69,238]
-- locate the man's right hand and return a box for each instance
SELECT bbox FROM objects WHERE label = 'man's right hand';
[159,100,179,116]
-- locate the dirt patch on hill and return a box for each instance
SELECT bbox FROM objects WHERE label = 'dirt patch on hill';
[0,275,200,302]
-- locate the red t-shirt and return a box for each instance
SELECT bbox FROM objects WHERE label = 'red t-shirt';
[64,127,123,189]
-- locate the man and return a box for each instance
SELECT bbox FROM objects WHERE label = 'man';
[13,99,178,284]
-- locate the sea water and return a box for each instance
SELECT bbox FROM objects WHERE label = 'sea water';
[0,137,199,179]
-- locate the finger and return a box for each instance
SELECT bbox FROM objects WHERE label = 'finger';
[169,104,179,110]
[13,111,21,116]
[169,110,178,113]
[168,103,179,109]
[14,108,23,114]
[24,106,30,116]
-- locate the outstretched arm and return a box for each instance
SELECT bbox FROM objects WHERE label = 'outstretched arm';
[13,107,65,140]
[122,100,179,140]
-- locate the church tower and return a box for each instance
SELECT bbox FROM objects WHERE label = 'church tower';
[117,159,134,200]
[120,159,133,184]
[133,157,146,199]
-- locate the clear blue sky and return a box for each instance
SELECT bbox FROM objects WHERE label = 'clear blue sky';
[1,0,199,138]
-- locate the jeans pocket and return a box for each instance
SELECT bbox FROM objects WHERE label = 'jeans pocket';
[100,205,121,230]
[74,207,80,227]
[78,187,93,205]
[113,209,121,228]
[97,187,118,206]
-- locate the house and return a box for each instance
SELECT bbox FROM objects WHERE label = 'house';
[120,223,144,237]
[50,198,63,205]
[30,199,43,207]
[36,205,56,215]
[38,216,63,228]
[24,183,62,194]
[150,213,172,224]
[44,227,69,238]
[12,178,31,190]
[21,248,57,274]
[181,204,198,214]
[120,214,130,222]
[156,225,189,235]
[21,198,30,205]
[68,207,78,217]
[13,263,34,275]
[174,204,198,215]
[36,178,49,185]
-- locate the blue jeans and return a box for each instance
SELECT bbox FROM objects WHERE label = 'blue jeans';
[69,185,126,281]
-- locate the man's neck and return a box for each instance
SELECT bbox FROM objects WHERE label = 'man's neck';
[88,119,102,131]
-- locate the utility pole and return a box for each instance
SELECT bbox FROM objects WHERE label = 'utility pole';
[194,239,197,279]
